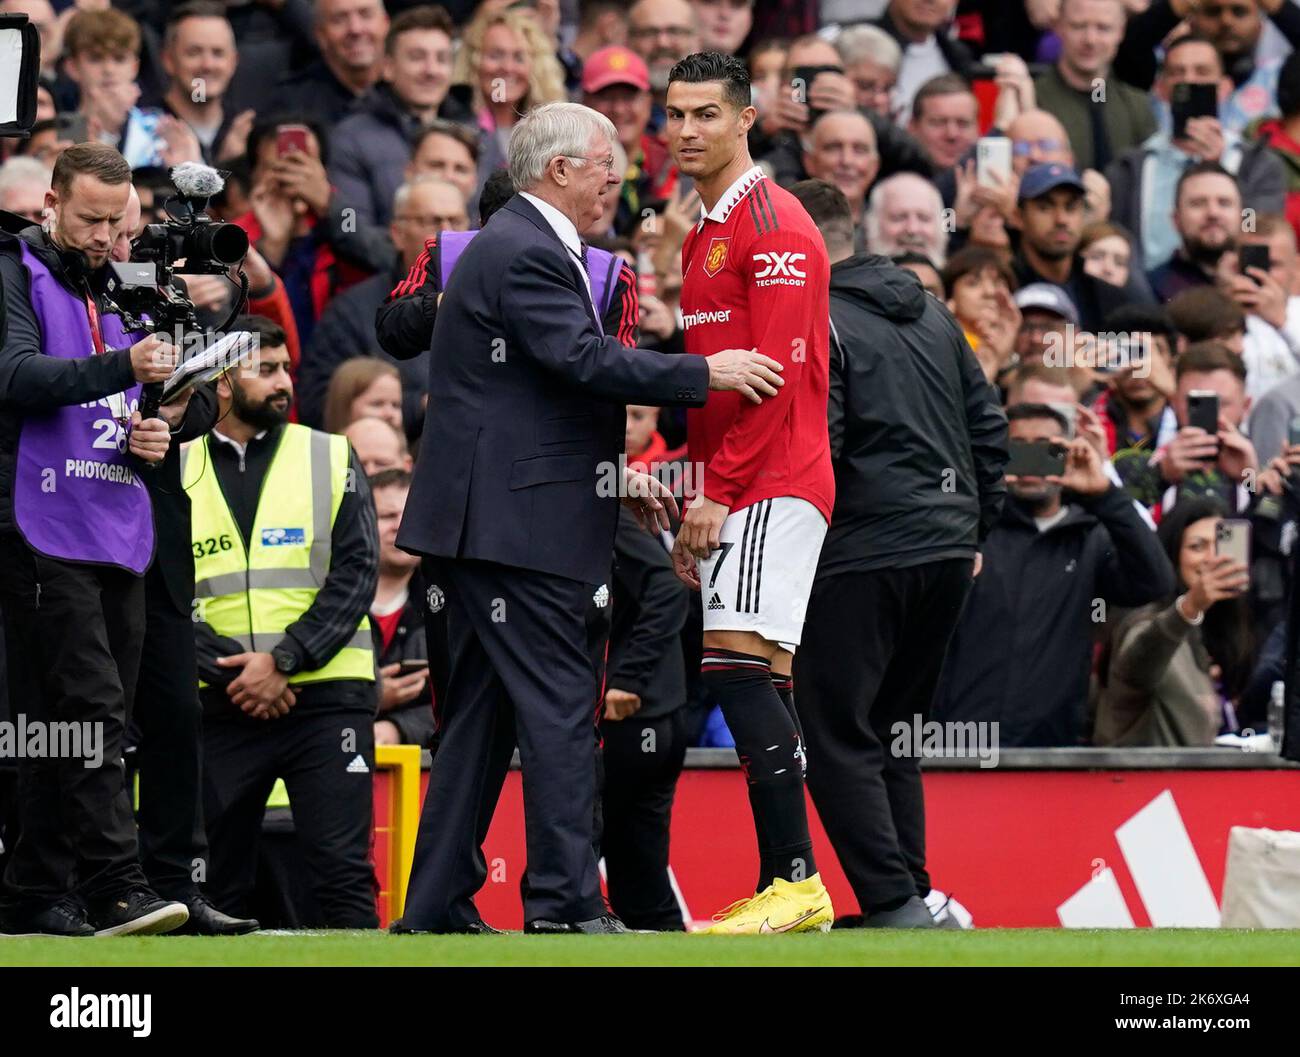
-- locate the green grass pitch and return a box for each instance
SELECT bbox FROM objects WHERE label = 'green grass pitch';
[2,929,1297,967]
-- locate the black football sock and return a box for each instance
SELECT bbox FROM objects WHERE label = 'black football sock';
[702,648,815,889]
[769,673,805,775]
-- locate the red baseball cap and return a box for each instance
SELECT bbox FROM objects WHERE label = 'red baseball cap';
[582,46,651,94]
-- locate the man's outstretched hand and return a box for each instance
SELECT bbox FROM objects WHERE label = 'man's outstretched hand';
[622,466,679,532]
[705,347,784,404]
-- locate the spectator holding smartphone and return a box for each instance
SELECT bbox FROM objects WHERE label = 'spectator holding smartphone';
[1116,341,1259,514]
[933,404,1175,746]
[370,468,440,749]
[1107,36,1285,277]
[1214,212,1300,398]
[1091,304,1179,458]
[1096,498,1254,746]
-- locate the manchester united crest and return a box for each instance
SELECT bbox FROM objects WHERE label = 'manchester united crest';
[703,237,729,277]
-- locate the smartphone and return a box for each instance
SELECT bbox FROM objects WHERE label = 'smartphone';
[276,124,311,157]
[1186,389,1220,436]
[1287,414,1300,447]
[1239,243,1271,284]
[399,658,429,674]
[1006,438,1067,477]
[1215,519,1251,589]
[1170,82,1218,140]
[976,136,1012,189]
[55,111,88,143]
[792,64,841,124]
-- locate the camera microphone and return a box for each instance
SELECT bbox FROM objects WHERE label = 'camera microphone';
[169,162,225,201]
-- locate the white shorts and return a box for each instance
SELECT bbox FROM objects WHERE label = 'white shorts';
[695,496,828,653]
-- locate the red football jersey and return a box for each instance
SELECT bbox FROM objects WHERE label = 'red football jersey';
[680,166,834,522]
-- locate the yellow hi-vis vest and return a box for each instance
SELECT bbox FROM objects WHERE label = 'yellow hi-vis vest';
[183,423,375,688]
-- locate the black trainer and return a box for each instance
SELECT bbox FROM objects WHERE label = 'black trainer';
[864,895,937,929]
[91,889,189,937]
[1,899,95,937]
[172,895,258,936]
[525,915,627,934]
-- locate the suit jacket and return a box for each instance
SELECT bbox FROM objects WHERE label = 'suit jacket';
[397,194,709,584]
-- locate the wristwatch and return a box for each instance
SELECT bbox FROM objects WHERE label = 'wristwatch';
[271,645,301,675]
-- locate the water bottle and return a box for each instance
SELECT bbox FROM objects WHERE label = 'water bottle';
[1268,681,1286,754]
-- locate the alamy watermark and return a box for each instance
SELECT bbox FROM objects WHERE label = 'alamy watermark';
[0,716,104,768]
[1043,327,1153,377]
[596,455,706,499]
[890,715,1000,769]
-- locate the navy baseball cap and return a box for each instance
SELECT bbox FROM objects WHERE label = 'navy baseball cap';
[1018,162,1086,203]
[1015,282,1079,326]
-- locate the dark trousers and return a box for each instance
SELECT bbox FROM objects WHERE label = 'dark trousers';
[794,559,973,912]
[131,581,207,901]
[202,701,378,928]
[402,557,605,930]
[0,533,148,911]
[601,709,687,931]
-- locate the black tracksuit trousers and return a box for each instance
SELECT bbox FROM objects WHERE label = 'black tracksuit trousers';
[794,559,973,913]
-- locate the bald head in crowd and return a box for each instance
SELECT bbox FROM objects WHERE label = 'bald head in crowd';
[1007,109,1075,176]
[345,416,412,475]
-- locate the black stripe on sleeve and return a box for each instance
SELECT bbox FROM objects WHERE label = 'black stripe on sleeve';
[758,182,781,232]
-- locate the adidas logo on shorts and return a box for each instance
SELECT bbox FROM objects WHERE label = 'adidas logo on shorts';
[346,754,369,774]
[707,593,725,611]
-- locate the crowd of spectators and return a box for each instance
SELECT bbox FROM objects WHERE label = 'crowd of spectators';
[2,0,1300,776]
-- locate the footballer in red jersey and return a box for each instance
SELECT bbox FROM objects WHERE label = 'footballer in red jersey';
[665,52,835,934]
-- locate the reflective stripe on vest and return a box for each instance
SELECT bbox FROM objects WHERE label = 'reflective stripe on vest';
[183,424,374,686]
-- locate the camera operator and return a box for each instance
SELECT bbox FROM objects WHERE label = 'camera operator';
[0,143,189,937]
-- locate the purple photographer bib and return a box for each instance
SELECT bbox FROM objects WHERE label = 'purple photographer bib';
[12,243,155,574]
[438,229,620,319]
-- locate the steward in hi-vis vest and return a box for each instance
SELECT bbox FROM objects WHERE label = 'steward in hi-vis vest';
[184,423,376,687]
[189,316,380,928]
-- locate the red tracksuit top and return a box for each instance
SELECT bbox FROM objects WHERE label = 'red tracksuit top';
[680,165,834,523]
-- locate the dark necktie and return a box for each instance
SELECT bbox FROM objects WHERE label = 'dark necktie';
[571,242,601,334]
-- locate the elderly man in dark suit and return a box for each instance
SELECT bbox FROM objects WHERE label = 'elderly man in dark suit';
[394,101,781,934]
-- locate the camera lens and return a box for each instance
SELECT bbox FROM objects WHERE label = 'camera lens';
[204,222,249,266]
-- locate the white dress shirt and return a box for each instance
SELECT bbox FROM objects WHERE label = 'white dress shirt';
[520,191,595,312]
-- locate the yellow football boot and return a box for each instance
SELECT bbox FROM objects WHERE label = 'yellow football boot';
[693,874,834,935]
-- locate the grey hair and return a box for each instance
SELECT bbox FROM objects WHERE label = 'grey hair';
[834,25,902,75]
[0,157,51,203]
[507,102,617,193]
[391,172,465,215]
[864,172,947,267]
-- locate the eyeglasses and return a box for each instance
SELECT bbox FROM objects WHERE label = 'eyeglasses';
[1012,138,1065,156]
[566,154,618,174]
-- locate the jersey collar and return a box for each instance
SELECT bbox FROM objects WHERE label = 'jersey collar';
[698,164,766,230]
